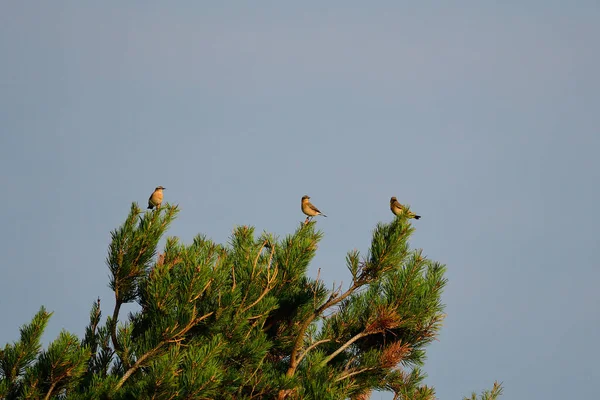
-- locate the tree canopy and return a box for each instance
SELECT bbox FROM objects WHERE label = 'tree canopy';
[0,203,501,399]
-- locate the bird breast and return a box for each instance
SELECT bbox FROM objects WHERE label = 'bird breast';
[302,203,319,216]
[151,191,163,204]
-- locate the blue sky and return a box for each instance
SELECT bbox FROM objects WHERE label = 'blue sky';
[1,2,599,399]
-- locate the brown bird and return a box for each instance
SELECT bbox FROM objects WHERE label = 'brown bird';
[148,186,165,210]
[302,195,327,222]
[390,196,421,220]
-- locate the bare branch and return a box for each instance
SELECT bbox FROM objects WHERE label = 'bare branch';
[320,331,375,367]
[296,338,331,366]
[334,367,376,383]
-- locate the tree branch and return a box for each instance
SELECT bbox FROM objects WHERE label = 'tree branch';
[239,242,269,308]
[115,343,164,391]
[241,266,278,314]
[110,298,122,353]
[296,339,331,366]
[238,245,277,316]
[43,381,57,400]
[320,331,373,367]
[114,308,213,391]
[287,282,359,377]
[251,241,268,279]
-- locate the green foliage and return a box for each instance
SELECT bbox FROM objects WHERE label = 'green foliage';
[463,382,504,400]
[0,307,51,399]
[0,307,89,400]
[0,203,501,399]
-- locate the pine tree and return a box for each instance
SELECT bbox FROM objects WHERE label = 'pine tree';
[0,203,501,399]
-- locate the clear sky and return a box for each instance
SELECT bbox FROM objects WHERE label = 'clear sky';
[1,2,599,399]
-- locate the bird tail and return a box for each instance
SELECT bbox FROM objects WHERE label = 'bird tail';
[147,205,154,210]
[321,214,327,217]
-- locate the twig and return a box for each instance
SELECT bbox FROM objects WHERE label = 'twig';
[240,245,276,314]
[190,279,213,302]
[251,241,268,279]
[239,241,268,307]
[240,266,278,314]
[231,264,236,291]
[312,268,321,307]
[334,367,375,382]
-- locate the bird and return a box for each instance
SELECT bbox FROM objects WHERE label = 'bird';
[148,186,166,210]
[390,196,421,220]
[302,195,327,223]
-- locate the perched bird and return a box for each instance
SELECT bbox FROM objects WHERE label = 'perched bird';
[302,195,327,222]
[148,186,166,210]
[390,196,421,220]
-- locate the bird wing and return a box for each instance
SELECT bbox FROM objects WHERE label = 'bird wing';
[308,203,322,213]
